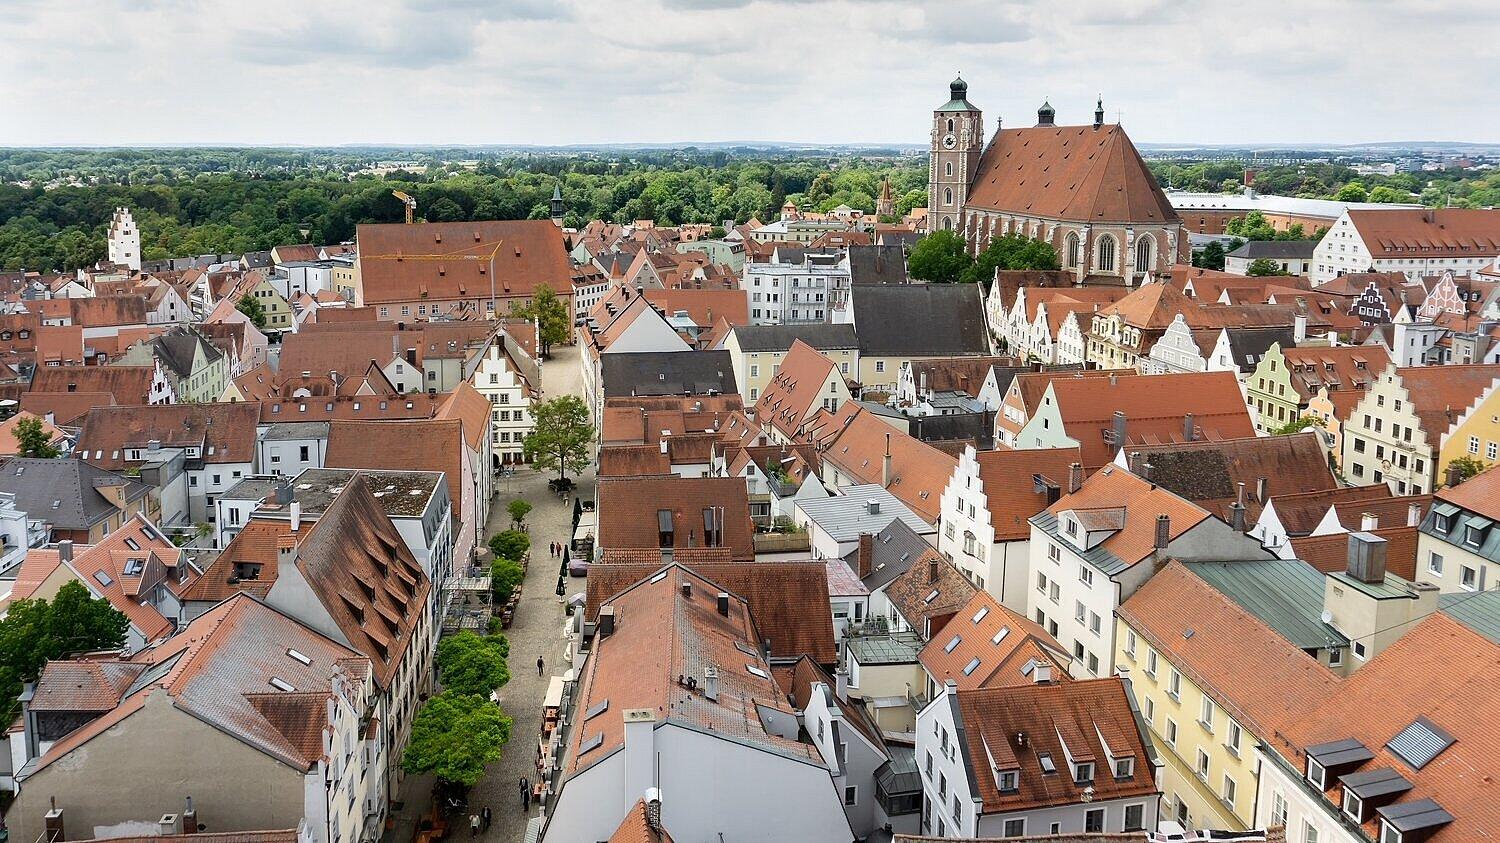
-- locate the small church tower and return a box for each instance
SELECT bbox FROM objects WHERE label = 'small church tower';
[550,184,565,227]
[108,207,141,272]
[876,177,894,218]
[928,75,985,235]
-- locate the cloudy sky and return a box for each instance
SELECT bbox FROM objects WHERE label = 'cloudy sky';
[1,0,1494,147]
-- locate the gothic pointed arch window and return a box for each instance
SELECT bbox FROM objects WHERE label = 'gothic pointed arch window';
[944,188,953,206]
[945,161,953,177]
[947,118,954,132]
[943,217,953,231]
[1097,235,1118,273]
[1066,232,1081,268]
[1135,234,1155,274]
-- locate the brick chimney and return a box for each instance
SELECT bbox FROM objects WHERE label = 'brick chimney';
[882,433,893,487]
[856,533,874,579]
[928,557,940,583]
[1068,462,1083,494]
[1154,514,1171,552]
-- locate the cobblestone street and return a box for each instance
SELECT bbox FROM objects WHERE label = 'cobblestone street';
[384,343,592,843]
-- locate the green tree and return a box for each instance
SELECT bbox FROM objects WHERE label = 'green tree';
[1246,258,1290,277]
[1335,182,1369,202]
[489,529,530,561]
[1270,416,1322,435]
[0,581,128,719]
[1194,241,1227,271]
[435,631,511,697]
[522,395,594,483]
[491,558,524,603]
[12,415,58,458]
[1368,185,1410,204]
[907,230,972,283]
[402,691,513,788]
[1445,455,1489,486]
[236,293,267,328]
[507,498,532,528]
[961,234,1060,284]
[509,285,570,357]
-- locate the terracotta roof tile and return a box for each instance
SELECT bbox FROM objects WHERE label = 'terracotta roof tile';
[1434,464,1500,519]
[75,403,261,470]
[325,419,465,516]
[967,124,1177,223]
[1279,345,1390,403]
[607,800,674,843]
[1046,466,1211,566]
[1043,372,1255,469]
[1385,363,1500,442]
[597,445,672,477]
[817,407,957,523]
[596,475,756,562]
[355,221,571,308]
[952,678,1159,814]
[1119,564,1340,781]
[752,339,840,440]
[1121,433,1336,524]
[585,559,835,664]
[973,446,1082,541]
[1348,208,1500,259]
[31,365,157,406]
[885,553,976,638]
[1291,527,1418,580]
[919,591,1069,690]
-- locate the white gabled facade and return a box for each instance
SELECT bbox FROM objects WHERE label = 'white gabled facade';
[471,336,537,465]
[107,207,142,272]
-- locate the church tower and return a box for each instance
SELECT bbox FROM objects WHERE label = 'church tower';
[928,76,984,235]
[876,177,894,218]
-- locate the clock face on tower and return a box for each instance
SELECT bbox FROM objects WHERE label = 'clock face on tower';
[942,133,957,149]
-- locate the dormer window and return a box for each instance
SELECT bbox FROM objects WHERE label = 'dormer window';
[1344,789,1364,822]
[1433,513,1452,533]
[998,769,1019,792]
[1464,524,1484,547]
[1307,758,1327,789]
[1073,762,1094,784]
[1114,757,1135,779]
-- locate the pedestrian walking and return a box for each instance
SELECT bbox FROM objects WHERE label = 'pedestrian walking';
[469,814,480,836]
[536,655,545,676]
[481,806,491,831]
[520,777,531,811]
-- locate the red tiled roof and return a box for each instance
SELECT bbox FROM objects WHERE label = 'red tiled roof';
[608,800,674,843]
[30,365,156,406]
[1045,372,1255,470]
[568,565,819,777]
[1434,464,1500,520]
[1279,613,1498,843]
[967,124,1177,224]
[1386,363,1500,442]
[753,339,840,440]
[1121,433,1337,524]
[884,553,976,638]
[585,559,836,664]
[325,420,465,516]
[355,221,571,307]
[974,447,1082,541]
[1047,465,1210,566]
[75,403,261,470]
[817,407,956,523]
[1279,345,1390,403]
[642,288,749,330]
[1118,561,1340,757]
[596,475,756,562]
[1291,527,1418,580]
[952,678,1159,814]
[597,445,673,477]
[1348,208,1500,259]
[919,591,1069,690]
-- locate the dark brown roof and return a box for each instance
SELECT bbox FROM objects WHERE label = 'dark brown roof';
[597,445,672,477]
[953,678,1159,814]
[293,475,431,689]
[31,365,156,406]
[584,559,836,664]
[967,124,1178,224]
[75,403,262,470]
[884,553,977,638]
[596,476,756,562]
[1122,433,1337,524]
[324,419,465,515]
[356,220,570,306]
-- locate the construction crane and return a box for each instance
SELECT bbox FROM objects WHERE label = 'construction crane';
[391,190,417,224]
[360,240,508,316]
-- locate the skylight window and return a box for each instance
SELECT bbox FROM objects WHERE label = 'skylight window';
[962,658,982,676]
[992,626,1011,645]
[924,589,939,604]
[92,570,113,587]
[269,677,296,692]
[1388,717,1455,770]
[584,699,609,721]
[972,606,990,624]
[944,635,961,653]
[747,664,769,679]
[287,648,312,665]
[123,538,140,551]
[123,558,144,576]
[580,732,604,754]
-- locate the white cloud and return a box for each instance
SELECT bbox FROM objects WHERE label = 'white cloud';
[0,0,1493,146]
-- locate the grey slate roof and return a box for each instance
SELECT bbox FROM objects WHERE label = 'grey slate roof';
[1183,559,1349,650]
[848,245,909,286]
[844,516,937,592]
[874,743,922,796]
[1439,590,1500,644]
[854,285,989,358]
[600,350,738,398]
[1029,511,1130,576]
[0,458,150,531]
[1422,500,1500,565]
[154,328,221,379]
[1223,326,1296,373]
[795,484,932,543]
[1227,240,1318,260]
[730,323,858,353]
[220,476,286,503]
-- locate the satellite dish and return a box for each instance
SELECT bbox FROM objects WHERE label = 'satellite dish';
[1321,610,1334,624]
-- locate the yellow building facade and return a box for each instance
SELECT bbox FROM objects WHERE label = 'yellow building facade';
[1437,380,1500,480]
[1114,620,1258,831]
